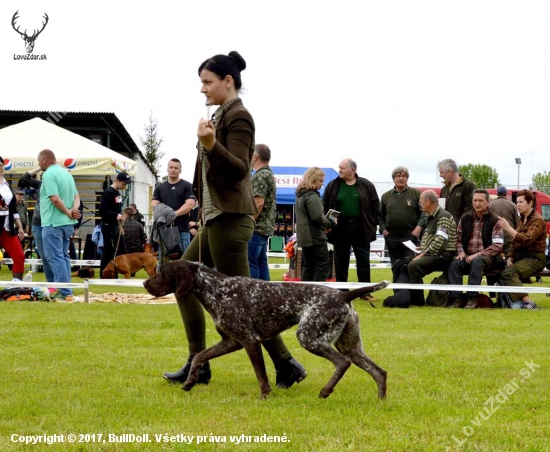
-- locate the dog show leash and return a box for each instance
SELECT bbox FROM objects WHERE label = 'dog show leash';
[110,220,125,274]
[195,100,211,266]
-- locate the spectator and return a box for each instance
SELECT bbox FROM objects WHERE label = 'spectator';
[151,159,196,254]
[498,189,547,309]
[14,190,30,235]
[295,167,335,281]
[438,159,477,222]
[0,156,26,280]
[379,166,427,266]
[99,172,130,278]
[448,189,504,308]
[248,144,277,281]
[130,203,146,227]
[123,207,146,253]
[323,158,379,295]
[488,186,518,256]
[8,189,30,270]
[406,190,457,306]
[38,149,81,301]
[19,167,53,280]
[18,177,37,200]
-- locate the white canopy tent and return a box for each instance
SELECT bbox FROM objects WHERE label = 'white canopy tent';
[0,117,138,176]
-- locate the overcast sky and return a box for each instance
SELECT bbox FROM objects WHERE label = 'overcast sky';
[1,0,549,196]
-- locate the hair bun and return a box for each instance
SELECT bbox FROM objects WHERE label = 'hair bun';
[228,51,246,71]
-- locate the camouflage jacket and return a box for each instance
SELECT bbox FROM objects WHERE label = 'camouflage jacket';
[252,166,276,236]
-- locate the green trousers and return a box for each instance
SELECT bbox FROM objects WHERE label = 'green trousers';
[500,251,545,300]
[177,213,291,363]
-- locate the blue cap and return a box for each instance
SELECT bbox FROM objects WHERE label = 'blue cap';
[497,186,507,196]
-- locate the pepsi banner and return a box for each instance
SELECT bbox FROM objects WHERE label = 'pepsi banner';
[3,157,136,175]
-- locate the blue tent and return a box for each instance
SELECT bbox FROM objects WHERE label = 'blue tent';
[269,166,339,205]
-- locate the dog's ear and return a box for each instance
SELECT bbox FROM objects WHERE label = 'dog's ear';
[174,261,195,299]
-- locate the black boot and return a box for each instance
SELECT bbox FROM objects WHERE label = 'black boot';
[275,357,307,389]
[163,355,211,384]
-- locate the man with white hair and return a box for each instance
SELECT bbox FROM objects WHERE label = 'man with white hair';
[438,159,476,223]
[407,190,457,306]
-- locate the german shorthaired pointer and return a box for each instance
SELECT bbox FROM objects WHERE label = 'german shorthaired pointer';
[143,260,389,399]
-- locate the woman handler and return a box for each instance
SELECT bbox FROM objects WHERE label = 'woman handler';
[163,51,306,388]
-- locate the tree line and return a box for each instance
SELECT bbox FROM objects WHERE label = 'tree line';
[457,164,550,194]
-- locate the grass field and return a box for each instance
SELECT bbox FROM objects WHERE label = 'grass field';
[1,264,549,451]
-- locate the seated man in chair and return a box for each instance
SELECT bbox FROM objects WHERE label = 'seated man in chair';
[448,189,504,308]
[406,190,457,306]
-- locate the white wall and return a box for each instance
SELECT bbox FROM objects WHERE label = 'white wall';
[130,156,157,229]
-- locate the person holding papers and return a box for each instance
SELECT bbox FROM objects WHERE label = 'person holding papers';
[406,190,457,306]
[295,167,335,281]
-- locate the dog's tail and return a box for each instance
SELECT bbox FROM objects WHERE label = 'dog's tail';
[342,280,390,303]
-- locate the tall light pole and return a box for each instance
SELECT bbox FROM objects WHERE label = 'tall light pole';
[515,158,522,189]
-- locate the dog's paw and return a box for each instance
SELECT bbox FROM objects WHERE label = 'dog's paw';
[318,387,334,399]
[182,381,195,392]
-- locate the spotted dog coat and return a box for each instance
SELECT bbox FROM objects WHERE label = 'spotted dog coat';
[143,260,389,399]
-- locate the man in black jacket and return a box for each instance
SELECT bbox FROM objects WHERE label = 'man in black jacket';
[99,172,130,277]
[448,189,504,308]
[323,158,379,286]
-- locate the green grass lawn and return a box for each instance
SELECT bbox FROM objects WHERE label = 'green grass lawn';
[1,264,549,451]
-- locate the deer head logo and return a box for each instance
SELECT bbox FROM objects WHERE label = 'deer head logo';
[11,11,49,54]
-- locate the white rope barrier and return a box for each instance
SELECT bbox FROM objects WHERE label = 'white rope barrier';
[2,278,548,305]
[278,280,550,294]
[0,281,85,289]
[2,259,101,266]
[268,263,391,270]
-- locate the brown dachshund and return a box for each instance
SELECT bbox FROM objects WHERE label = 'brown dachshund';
[102,253,158,279]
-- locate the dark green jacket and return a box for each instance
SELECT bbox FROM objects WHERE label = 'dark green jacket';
[322,174,379,243]
[440,175,476,222]
[379,186,427,236]
[296,189,333,248]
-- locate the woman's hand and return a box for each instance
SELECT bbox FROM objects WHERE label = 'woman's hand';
[17,227,25,241]
[197,118,217,150]
[498,216,512,232]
